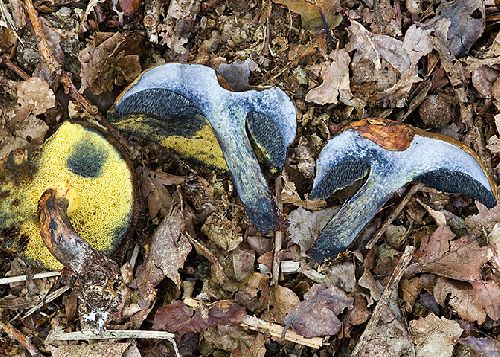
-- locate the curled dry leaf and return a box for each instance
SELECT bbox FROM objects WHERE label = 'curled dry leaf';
[409,313,463,357]
[433,277,500,324]
[272,0,342,31]
[153,300,246,334]
[135,205,191,316]
[79,32,143,95]
[459,336,500,356]
[288,206,339,253]
[284,284,353,338]
[438,0,485,57]
[305,49,355,106]
[413,226,493,282]
[158,0,201,54]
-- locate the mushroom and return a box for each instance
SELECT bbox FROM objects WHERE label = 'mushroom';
[0,122,134,269]
[309,119,497,261]
[38,187,128,333]
[108,63,296,233]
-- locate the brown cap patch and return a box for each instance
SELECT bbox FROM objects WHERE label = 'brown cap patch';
[349,119,415,151]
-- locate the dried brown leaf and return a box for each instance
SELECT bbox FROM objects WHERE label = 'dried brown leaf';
[288,206,339,253]
[433,278,500,324]
[272,0,341,30]
[153,300,246,334]
[79,32,143,95]
[135,205,192,312]
[262,284,300,324]
[305,49,354,105]
[284,284,353,338]
[414,226,492,282]
[438,0,484,56]
[409,313,463,357]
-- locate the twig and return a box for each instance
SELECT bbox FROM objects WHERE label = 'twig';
[22,286,70,318]
[271,175,283,285]
[47,329,176,341]
[0,271,61,285]
[183,298,323,349]
[0,321,43,357]
[366,184,422,250]
[22,0,98,115]
[3,59,30,80]
[352,245,415,356]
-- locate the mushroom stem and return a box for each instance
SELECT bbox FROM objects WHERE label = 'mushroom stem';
[308,178,397,261]
[212,107,277,232]
[38,188,96,274]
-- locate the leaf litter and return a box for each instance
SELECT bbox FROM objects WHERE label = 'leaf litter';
[1,0,499,355]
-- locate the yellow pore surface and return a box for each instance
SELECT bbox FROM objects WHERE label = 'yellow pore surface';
[114,116,228,170]
[19,122,133,270]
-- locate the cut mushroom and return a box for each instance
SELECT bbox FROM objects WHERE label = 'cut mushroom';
[108,63,296,233]
[309,119,497,261]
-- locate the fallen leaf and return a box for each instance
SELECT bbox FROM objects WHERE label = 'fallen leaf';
[79,32,143,95]
[133,206,192,328]
[305,49,354,105]
[459,336,500,356]
[360,299,414,357]
[438,0,485,56]
[358,269,383,306]
[409,313,463,357]
[231,247,255,281]
[288,206,339,253]
[433,278,500,324]
[158,0,201,54]
[218,59,259,91]
[471,65,499,98]
[153,300,246,334]
[465,199,500,237]
[262,284,300,324]
[348,293,371,326]
[413,226,493,281]
[284,284,353,338]
[16,77,55,116]
[202,209,244,251]
[273,0,341,31]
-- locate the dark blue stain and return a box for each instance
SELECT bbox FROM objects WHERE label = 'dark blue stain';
[66,140,108,178]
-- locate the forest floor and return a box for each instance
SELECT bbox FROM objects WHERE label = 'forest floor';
[0,0,499,356]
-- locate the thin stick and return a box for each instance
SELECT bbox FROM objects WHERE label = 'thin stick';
[352,245,415,356]
[3,59,30,80]
[183,298,323,349]
[22,286,70,318]
[366,184,422,250]
[0,321,43,357]
[0,271,61,285]
[271,175,283,285]
[48,329,180,356]
[22,0,98,115]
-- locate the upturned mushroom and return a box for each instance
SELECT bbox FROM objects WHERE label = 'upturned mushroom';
[0,122,134,269]
[309,119,497,261]
[108,63,296,233]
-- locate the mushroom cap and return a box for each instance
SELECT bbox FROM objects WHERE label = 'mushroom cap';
[0,122,134,270]
[311,119,496,208]
[110,63,296,172]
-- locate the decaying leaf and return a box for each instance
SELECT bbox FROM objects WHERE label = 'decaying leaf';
[465,198,500,237]
[413,226,493,282]
[153,300,246,334]
[218,59,259,91]
[434,277,500,324]
[284,284,353,338]
[288,206,339,253]
[459,336,500,356]
[158,0,201,54]
[133,205,191,328]
[79,32,143,95]
[305,49,355,106]
[262,284,300,324]
[202,208,244,251]
[438,0,485,56]
[272,0,342,31]
[409,313,463,357]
